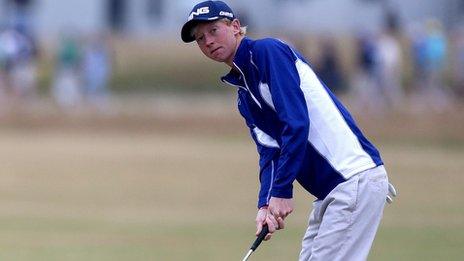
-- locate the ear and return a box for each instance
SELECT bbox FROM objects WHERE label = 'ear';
[231,19,241,36]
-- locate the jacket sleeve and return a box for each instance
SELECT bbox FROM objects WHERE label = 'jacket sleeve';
[238,90,280,208]
[252,39,310,199]
[249,127,280,208]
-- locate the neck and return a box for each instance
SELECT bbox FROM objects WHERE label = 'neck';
[225,35,244,68]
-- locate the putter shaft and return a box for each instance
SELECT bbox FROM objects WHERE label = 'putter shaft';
[242,249,253,261]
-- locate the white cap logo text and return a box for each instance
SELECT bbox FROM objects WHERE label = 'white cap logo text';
[188,7,210,21]
[219,11,233,18]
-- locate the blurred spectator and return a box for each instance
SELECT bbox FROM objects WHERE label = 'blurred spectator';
[424,20,447,82]
[10,25,39,100]
[422,20,447,90]
[352,8,403,115]
[450,24,464,98]
[410,23,427,92]
[107,0,127,32]
[358,34,377,80]
[351,32,379,114]
[374,24,403,110]
[0,25,37,105]
[409,19,450,112]
[0,26,16,100]
[7,0,34,35]
[315,37,345,94]
[52,32,82,110]
[81,33,112,112]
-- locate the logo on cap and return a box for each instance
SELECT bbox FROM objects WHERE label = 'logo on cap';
[188,7,210,21]
[219,11,233,18]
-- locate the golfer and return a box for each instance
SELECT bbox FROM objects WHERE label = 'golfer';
[181,1,396,260]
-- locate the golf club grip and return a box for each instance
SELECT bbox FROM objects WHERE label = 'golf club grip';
[251,225,269,251]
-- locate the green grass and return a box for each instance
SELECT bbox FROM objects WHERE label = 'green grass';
[372,227,464,261]
[0,110,463,260]
[1,218,463,260]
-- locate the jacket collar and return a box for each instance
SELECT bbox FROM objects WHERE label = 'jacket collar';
[232,37,252,69]
[221,37,252,87]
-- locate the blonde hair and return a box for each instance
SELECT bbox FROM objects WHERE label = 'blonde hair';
[219,18,247,35]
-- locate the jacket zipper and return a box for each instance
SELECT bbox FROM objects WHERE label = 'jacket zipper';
[232,62,262,109]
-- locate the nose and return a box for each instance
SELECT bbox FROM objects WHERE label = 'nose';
[204,34,214,47]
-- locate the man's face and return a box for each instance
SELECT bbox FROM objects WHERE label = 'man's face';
[193,19,241,64]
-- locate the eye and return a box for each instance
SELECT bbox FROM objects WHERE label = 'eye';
[196,34,205,43]
[210,27,217,35]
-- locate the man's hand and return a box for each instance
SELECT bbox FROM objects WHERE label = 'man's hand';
[255,207,279,241]
[255,197,294,241]
[268,197,294,219]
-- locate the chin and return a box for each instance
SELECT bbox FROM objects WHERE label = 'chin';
[211,56,226,63]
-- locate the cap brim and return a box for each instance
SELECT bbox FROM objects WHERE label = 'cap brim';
[181,17,221,43]
[181,20,199,43]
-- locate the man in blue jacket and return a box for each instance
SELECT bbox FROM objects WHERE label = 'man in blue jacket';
[181,1,396,260]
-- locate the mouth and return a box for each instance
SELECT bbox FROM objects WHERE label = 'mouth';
[211,47,222,56]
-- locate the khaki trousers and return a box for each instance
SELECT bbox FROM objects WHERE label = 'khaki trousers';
[299,165,388,261]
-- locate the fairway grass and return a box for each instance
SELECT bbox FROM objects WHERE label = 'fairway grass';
[0,127,463,260]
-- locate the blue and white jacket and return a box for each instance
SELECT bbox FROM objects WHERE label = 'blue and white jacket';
[221,37,383,208]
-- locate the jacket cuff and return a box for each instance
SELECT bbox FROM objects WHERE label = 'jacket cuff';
[257,199,269,209]
[270,186,293,199]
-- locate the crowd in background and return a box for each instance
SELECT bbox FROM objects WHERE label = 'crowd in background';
[313,10,461,115]
[1,1,464,116]
[1,0,112,114]
[51,31,112,112]
[0,25,112,114]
